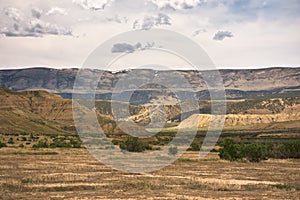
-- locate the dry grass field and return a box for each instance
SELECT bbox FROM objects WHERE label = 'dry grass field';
[1,148,299,200]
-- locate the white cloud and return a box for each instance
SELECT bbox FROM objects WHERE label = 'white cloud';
[72,0,114,10]
[148,0,204,11]
[133,13,171,30]
[1,6,72,37]
[213,31,233,41]
[46,7,68,16]
[4,7,22,22]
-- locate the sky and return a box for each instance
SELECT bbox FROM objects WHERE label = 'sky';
[0,0,300,70]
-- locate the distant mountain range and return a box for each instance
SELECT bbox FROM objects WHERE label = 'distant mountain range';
[0,67,299,101]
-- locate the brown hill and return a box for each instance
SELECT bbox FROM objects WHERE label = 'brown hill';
[0,88,139,135]
[0,88,75,134]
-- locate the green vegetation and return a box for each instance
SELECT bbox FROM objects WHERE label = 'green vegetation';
[188,141,201,151]
[219,139,245,161]
[267,140,300,159]
[243,143,267,162]
[7,137,14,144]
[30,135,81,149]
[168,146,178,155]
[219,139,300,162]
[0,141,7,148]
[119,137,150,152]
[32,139,49,148]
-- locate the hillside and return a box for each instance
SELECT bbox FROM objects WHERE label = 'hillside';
[0,88,146,135]
[0,88,75,134]
[178,99,300,129]
[1,88,300,135]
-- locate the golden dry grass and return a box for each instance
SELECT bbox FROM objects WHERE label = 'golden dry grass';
[0,148,299,200]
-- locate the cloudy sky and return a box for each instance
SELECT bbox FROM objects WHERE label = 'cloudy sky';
[0,0,300,70]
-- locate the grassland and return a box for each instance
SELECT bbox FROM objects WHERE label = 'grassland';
[0,148,299,200]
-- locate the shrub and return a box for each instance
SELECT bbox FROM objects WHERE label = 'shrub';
[282,140,300,158]
[243,143,267,162]
[0,141,7,148]
[168,146,178,155]
[32,139,49,148]
[188,141,200,151]
[219,139,267,162]
[70,139,81,148]
[268,140,300,159]
[119,137,147,152]
[7,138,14,144]
[219,139,244,161]
[50,141,72,148]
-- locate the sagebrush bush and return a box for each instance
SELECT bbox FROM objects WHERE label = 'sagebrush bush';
[0,141,7,148]
[219,139,300,162]
[243,143,267,162]
[168,146,178,155]
[268,140,300,159]
[219,139,244,161]
[119,137,149,152]
[219,139,267,162]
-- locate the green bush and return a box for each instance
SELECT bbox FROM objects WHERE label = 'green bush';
[7,138,14,144]
[268,140,300,159]
[168,146,178,155]
[188,141,200,151]
[32,139,49,148]
[219,139,244,161]
[243,143,267,162]
[70,139,81,148]
[219,139,267,162]
[0,141,7,148]
[119,137,148,152]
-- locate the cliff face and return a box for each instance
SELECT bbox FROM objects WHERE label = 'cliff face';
[0,67,299,99]
[177,103,300,129]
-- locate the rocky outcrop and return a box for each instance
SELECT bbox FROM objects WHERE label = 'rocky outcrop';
[178,108,300,129]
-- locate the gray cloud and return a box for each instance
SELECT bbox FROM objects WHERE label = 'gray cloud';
[106,15,128,24]
[213,31,234,41]
[148,0,203,11]
[46,7,68,16]
[31,7,42,19]
[1,6,72,37]
[133,13,171,30]
[111,42,156,53]
[192,28,206,37]
[72,0,114,11]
